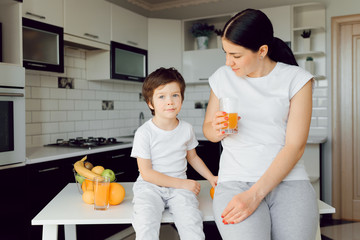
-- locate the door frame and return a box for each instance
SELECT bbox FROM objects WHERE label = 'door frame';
[331,14,360,219]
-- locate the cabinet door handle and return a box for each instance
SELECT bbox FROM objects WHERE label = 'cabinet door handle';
[111,154,126,159]
[84,33,99,39]
[126,40,138,46]
[199,78,208,81]
[26,12,46,20]
[115,171,124,176]
[0,92,24,97]
[38,167,60,173]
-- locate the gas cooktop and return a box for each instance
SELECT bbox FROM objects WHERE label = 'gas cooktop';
[45,137,130,149]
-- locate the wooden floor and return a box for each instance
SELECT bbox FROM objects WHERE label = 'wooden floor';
[320,217,360,240]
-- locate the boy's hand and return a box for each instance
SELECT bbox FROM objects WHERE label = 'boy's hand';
[209,176,218,189]
[182,179,201,195]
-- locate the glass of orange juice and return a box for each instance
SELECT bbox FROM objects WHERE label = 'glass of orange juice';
[94,176,110,210]
[220,97,238,134]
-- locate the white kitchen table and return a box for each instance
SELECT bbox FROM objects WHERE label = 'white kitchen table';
[32,180,335,240]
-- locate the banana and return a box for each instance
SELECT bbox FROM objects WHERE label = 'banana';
[74,156,104,181]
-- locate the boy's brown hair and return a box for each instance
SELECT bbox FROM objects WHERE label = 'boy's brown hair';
[142,67,186,116]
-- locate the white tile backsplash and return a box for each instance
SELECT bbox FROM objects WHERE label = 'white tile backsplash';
[26,47,148,147]
[25,47,329,147]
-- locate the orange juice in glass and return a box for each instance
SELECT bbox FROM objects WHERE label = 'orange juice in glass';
[220,98,238,134]
[94,176,110,210]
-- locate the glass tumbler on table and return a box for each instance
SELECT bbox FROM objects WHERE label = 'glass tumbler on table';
[94,176,110,210]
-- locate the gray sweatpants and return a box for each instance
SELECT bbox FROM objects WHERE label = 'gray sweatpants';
[132,180,205,240]
[213,180,319,240]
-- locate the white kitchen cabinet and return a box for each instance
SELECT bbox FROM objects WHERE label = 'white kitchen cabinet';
[64,0,111,45]
[0,0,22,65]
[22,0,64,27]
[261,5,291,42]
[182,49,225,83]
[148,18,182,73]
[302,144,321,199]
[111,4,148,50]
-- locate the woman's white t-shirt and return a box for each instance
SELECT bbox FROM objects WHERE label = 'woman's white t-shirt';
[131,119,198,180]
[209,62,313,183]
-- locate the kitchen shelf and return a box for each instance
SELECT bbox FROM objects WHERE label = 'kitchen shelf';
[183,14,232,51]
[291,3,326,80]
[314,75,326,80]
[293,51,325,57]
[293,26,325,32]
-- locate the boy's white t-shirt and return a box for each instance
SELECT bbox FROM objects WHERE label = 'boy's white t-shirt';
[131,119,198,180]
[209,62,313,183]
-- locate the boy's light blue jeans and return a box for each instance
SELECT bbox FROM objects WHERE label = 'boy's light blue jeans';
[213,180,319,240]
[132,180,205,240]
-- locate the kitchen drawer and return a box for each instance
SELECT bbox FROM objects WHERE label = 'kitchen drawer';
[91,148,138,182]
[0,166,28,240]
[26,160,66,240]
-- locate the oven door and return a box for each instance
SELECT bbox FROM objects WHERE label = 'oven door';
[0,87,25,166]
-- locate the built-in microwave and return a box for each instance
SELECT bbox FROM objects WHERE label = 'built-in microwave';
[111,41,148,82]
[22,18,64,73]
[0,64,25,167]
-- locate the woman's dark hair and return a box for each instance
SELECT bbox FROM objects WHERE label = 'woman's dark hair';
[222,8,298,66]
[142,67,186,115]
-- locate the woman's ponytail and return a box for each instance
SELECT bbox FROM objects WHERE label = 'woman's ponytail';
[268,37,298,66]
[223,9,298,66]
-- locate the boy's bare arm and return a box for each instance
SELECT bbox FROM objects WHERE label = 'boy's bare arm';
[186,148,218,188]
[137,157,201,195]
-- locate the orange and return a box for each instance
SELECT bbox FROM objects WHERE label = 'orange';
[210,187,215,199]
[109,182,126,205]
[81,179,94,192]
[82,190,94,204]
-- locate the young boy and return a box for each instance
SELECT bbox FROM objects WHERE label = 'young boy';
[131,67,218,240]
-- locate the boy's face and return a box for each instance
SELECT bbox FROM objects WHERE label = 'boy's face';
[148,82,182,119]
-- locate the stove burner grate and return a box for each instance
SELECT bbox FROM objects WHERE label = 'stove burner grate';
[45,137,128,149]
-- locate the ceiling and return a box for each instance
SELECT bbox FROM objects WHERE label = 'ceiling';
[107,0,317,19]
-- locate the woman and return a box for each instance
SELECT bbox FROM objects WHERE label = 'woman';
[203,9,318,240]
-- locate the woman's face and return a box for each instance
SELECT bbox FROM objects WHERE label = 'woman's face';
[222,38,260,78]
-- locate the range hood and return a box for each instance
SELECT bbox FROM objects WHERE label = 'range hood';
[64,33,110,51]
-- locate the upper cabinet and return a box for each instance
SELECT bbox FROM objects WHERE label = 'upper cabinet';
[111,4,148,50]
[22,0,64,27]
[0,0,22,65]
[64,0,111,45]
[182,49,225,83]
[148,18,182,73]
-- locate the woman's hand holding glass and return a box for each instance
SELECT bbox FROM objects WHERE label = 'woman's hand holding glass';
[212,111,240,139]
